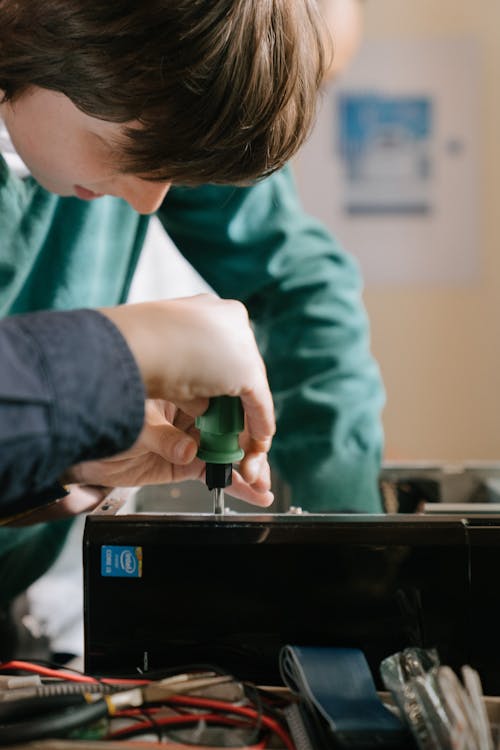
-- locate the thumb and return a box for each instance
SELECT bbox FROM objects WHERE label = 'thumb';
[146,422,198,464]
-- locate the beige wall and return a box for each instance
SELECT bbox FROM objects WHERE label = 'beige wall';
[360,0,500,460]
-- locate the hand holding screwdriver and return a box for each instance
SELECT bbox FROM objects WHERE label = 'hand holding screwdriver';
[196,396,244,514]
[74,295,275,506]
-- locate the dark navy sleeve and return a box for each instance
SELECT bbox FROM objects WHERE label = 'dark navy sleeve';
[0,309,145,510]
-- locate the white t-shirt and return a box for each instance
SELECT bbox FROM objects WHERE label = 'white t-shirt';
[0,118,30,178]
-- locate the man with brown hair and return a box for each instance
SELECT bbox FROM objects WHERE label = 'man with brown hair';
[0,0,384,602]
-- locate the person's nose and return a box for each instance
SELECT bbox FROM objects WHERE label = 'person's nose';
[118,178,172,214]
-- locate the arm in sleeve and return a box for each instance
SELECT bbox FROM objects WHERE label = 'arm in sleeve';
[0,309,145,510]
[159,166,385,512]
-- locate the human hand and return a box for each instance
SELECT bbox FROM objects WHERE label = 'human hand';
[68,399,273,507]
[100,294,275,469]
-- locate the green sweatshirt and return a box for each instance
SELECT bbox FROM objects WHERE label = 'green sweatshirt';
[0,155,384,602]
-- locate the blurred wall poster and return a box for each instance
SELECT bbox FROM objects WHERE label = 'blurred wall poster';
[297,38,481,284]
[338,94,432,215]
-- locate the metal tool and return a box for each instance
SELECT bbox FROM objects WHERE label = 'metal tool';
[196,396,244,515]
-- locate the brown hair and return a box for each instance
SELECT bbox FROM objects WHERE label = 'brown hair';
[0,0,328,185]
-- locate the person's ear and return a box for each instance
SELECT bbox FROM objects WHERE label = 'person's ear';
[319,0,364,81]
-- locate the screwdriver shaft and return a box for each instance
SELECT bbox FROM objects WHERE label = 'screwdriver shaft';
[212,488,224,515]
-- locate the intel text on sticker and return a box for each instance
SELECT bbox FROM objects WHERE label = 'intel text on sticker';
[101,545,143,578]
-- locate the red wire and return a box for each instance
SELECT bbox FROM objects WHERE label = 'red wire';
[167,695,294,750]
[109,714,219,739]
[116,708,253,726]
[111,713,268,747]
[120,745,262,750]
[116,707,163,718]
[0,661,149,686]
[0,661,97,684]
[0,661,293,750]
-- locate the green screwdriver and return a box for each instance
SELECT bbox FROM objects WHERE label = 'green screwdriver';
[196,396,244,515]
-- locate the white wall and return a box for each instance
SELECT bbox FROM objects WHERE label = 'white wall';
[301,0,500,461]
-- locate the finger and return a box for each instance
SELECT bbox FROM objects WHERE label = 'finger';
[145,421,198,464]
[240,378,276,447]
[174,397,210,419]
[169,456,206,483]
[227,470,274,507]
[238,451,272,489]
[172,408,197,433]
[146,398,175,425]
[152,399,198,432]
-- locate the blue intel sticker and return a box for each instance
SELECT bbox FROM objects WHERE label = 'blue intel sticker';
[101,545,143,578]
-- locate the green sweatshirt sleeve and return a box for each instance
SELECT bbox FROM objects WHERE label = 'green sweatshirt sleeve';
[159,166,385,512]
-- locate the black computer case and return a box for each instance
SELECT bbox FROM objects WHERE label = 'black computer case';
[84,513,491,688]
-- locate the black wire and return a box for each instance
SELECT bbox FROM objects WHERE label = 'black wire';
[252,686,292,720]
[0,659,256,747]
[132,662,232,682]
[107,708,163,744]
[241,682,264,748]
[124,659,239,744]
[0,693,87,722]
[0,700,108,746]
[158,692,263,749]
[139,706,163,744]
[162,721,261,748]
[244,683,292,750]
[1,657,114,692]
[113,714,255,743]
[110,714,200,741]
[2,657,231,681]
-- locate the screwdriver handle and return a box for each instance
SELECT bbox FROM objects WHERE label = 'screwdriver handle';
[196,396,244,464]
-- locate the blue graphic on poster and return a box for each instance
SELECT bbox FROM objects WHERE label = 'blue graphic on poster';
[337,93,433,215]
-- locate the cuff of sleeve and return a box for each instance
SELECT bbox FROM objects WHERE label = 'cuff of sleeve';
[0,483,69,524]
[16,308,145,483]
